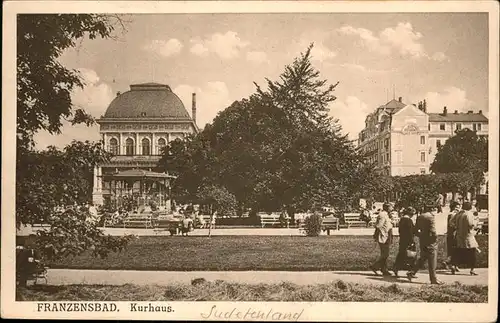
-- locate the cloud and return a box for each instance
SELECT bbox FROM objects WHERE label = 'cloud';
[174,81,232,128]
[329,96,371,141]
[421,86,476,114]
[298,38,337,62]
[34,68,113,149]
[246,51,269,64]
[330,63,395,74]
[431,51,448,62]
[379,22,425,58]
[309,42,337,62]
[338,22,446,61]
[337,25,391,55]
[142,38,184,57]
[190,43,209,56]
[73,68,114,117]
[338,63,367,72]
[190,31,250,59]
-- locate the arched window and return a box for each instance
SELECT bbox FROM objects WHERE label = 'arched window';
[125,138,134,156]
[142,138,151,156]
[109,138,118,155]
[157,138,166,155]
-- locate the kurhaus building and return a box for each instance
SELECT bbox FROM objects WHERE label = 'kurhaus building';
[358,97,488,177]
[92,83,199,207]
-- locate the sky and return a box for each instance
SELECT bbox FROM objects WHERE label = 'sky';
[33,13,489,149]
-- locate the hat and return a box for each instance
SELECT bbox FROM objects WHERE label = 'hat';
[404,207,416,215]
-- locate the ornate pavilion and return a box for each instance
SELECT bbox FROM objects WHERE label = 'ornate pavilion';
[92,82,199,211]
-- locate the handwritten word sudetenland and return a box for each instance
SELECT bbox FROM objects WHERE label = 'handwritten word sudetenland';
[201,305,304,321]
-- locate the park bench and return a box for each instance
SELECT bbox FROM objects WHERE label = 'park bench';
[195,215,213,228]
[321,216,340,234]
[343,213,366,228]
[153,217,182,235]
[123,213,153,229]
[297,216,339,235]
[258,212,290,228]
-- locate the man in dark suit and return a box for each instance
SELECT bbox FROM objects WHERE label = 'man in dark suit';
[407,203,444,285]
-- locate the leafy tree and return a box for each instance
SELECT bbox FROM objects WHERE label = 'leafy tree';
[160,44,366,215]
[17,14,126,146]
[16,14,132,265]
[197,185,237,217]
[392,175,441,213]
[431,128,488,174]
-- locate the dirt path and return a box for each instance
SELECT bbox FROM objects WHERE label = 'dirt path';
[43,268,488,287]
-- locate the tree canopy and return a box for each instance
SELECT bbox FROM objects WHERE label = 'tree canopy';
[431,128,488,174]
[17,14,125,147]
[160,44,371,214]
[16,14,131,261]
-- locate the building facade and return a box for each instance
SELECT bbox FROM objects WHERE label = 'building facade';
[358,98,488,177]
[92,83,199,207]
[427,106,489,164]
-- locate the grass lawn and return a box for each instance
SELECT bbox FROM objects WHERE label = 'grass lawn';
[49,235,488,271]
[17,280,488,302]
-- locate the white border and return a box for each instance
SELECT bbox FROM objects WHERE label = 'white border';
[2,1,499,321]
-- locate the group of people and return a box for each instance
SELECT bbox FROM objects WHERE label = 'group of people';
[360,204,399,228]
[370,199,481,284]
[174,206,217,235]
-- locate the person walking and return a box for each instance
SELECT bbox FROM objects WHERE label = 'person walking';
[454,202,480,275]
[407,203,444,284]
[392,207,417,277]
[370,202,393,276]
[443,201,461,273]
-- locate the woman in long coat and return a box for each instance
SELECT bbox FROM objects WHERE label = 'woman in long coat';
[443,201,460,273]
[392,207,416,277]
[454,202,479,275]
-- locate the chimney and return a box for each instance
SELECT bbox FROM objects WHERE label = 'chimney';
[443,106,447,116]
[479,110,483,114]
[116,91,121,97]
[454,110,458,114]
[192,92,197,125]
[467,110,473,114]
[398,96,402,103]
[423,99,427,113]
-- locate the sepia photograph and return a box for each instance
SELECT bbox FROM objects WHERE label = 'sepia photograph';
[2,1,498,321]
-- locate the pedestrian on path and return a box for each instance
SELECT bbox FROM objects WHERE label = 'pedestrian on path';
[370,203,393,276]
[407,203,444,285]
[454,202,480,276]
[392,206,416,277]
[443,200,461,273]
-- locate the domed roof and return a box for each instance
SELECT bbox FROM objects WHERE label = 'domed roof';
[103,83,191,119]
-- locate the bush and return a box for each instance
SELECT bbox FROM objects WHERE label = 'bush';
[304,213,322,236]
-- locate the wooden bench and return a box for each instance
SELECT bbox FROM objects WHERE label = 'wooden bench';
[123,214,153,229]
[153,217,182,235]
[321,216,340,234]
[343,213,366,228]
[196,215,214,228]
[298,216,339,235]
[258,212,290,228]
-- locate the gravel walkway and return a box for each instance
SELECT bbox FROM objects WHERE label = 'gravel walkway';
[43,268,488,287]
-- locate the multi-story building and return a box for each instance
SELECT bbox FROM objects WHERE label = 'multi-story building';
[92,82,199,207]
[427,106,488,163]
[358,97,488,177]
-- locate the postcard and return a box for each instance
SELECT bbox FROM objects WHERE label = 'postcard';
[2,1,498,321]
